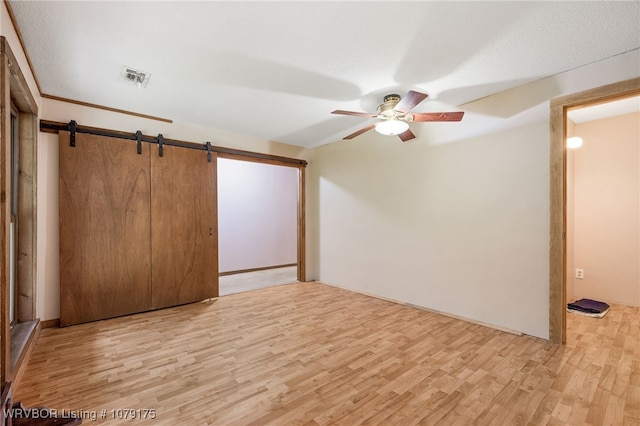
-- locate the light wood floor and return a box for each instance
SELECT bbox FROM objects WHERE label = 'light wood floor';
[15,282,640,425]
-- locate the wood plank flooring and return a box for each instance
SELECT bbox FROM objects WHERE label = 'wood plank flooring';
[14,282,640,425]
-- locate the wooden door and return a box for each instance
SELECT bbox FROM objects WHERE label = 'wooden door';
[151,146,218,309]
[59,132,152,326]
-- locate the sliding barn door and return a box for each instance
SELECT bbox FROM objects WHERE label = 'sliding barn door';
[59,132,152,326]
[151,146,218,309]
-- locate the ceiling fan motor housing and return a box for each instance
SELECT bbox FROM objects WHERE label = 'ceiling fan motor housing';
[378,94,403,118]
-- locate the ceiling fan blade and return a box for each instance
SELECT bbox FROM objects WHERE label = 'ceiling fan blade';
[394,90,428,113]
[332,110,377,118]
[398,129,415,142]
[343,124,376,140]
[411,111,465,122]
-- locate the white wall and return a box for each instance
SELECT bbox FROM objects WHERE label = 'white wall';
[567,112,640,306]
[218,158,298,272]
[311,121,550,338]
[37,132,60,321]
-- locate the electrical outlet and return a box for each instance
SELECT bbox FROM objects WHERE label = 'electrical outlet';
[576,269,584,279]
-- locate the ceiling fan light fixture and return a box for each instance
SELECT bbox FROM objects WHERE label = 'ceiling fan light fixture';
[375,119,409,136]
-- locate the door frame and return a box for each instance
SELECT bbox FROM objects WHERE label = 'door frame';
[216,153,307,283]
[0,37,38,383]
[548,77,640,344]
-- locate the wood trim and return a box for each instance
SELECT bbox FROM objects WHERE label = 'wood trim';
[2,1,43,95]
[0,38,37,115]
[40,319,60,329]
[0,39,40,387]
[549,100,565,345]
[0,36,12,384]
[298,167,306,282]
[217,151,307,168]
[186,146,307,167]
[0,36,39,382]
[550,78,640,110]
[219,263,297,277]
[17,112,37,323]
[549,77,640,344]
[40,119,308,167]
[42,94,173,124]
[1,37,39,326]
[9,319,39,387]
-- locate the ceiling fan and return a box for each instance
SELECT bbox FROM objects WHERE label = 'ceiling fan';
[331,90,464,142]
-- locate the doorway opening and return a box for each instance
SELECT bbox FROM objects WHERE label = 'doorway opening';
[549,77,640,344]
[217,157,304,295]
[565,96,640,312]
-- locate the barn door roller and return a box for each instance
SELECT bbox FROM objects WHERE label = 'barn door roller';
[68,120,77,147]
[157,134,164,157]
[135,131,143,155]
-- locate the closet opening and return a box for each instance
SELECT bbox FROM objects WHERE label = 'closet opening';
[217,157,304,296]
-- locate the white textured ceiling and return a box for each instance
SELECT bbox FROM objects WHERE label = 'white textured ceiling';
[8,1,640,148]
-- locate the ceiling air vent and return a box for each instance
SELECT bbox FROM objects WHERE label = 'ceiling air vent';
[122,66,151,88]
